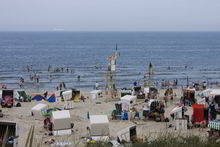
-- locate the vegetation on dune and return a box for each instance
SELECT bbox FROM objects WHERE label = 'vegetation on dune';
[86,134,220,147]
[2,125,220,147]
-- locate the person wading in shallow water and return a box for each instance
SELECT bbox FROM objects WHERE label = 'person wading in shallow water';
[143,99,149,121]
[62,82,66,89]
[36,76,39,83]
[77,75,80,81]
[149,62,153,76]
[59,83,63,90]
[95,81,99,90]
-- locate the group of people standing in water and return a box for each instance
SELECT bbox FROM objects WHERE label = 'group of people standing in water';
[18,65,74,89]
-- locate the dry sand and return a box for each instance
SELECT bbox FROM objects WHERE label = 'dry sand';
[0,89,209,147]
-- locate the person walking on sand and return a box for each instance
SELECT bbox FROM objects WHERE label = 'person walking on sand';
[164,95,168,108]
[81,95,85,102]
[143,99,149,121]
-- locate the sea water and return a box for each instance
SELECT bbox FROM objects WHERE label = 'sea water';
[0,31,220,90]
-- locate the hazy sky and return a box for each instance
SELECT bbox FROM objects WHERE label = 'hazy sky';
[0,0,220,31]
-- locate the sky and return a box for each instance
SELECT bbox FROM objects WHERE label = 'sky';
[0,0,220,31]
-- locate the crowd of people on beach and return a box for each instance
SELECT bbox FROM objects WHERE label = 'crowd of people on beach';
[49,65,73,74]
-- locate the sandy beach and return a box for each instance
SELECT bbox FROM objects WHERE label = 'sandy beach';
[0,88,210,147]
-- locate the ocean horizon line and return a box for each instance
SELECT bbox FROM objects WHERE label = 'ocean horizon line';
[1,30,220,33]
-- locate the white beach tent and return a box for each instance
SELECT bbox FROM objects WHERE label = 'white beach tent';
[14,90,20,100]
[170,106,188,130]
[170,106,183,119]
[51,110,71,136]
[210,89,220,96]
[120,95,137,105]
[144,87,149,96]
[31,103,48,120]
[117,125,137,142]
[197,98,206,105]
[90,115,109,136]
[90,90,102,100]
[199,89,212,97]
[148,99,160,107]
[62,90,72,101]
[120,95,137,111]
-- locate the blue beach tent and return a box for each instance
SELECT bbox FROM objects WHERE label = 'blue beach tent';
[32,95,45,101]
[48,95,56,103]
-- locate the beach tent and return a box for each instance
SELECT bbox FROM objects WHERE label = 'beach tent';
[148,99,161,112]
[90,115,109,136]
[42,107,62,117]
[72,89,80,102]
[51,110,71,136]
[1,90,14,108]
[17,90,28,99]
[210,89,220,105]
[120,95,136,105]
[31,103,48,120]
[210,89,220,96]
[196,97,206,105]
[144,87,149,96]
[199,89,212,97]
[120,89,132,97]
[170,106,183,119]
[90,90,102,100]
[120,95,136,111]
[48,94,56,103]
[62,90,75,109]
[145,86,158,99]
[183,88,196,105]
[133,86,141,93]
[14,90,28,101]
[192,104,205,123]
[61,89,81,102]
[32,95,45,101]
[117,125,137,142]
[62,90,72,101]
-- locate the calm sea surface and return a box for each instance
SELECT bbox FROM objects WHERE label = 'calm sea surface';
[0,32,220,90]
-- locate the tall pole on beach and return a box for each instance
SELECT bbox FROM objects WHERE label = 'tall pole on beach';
[106,44,119,98]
